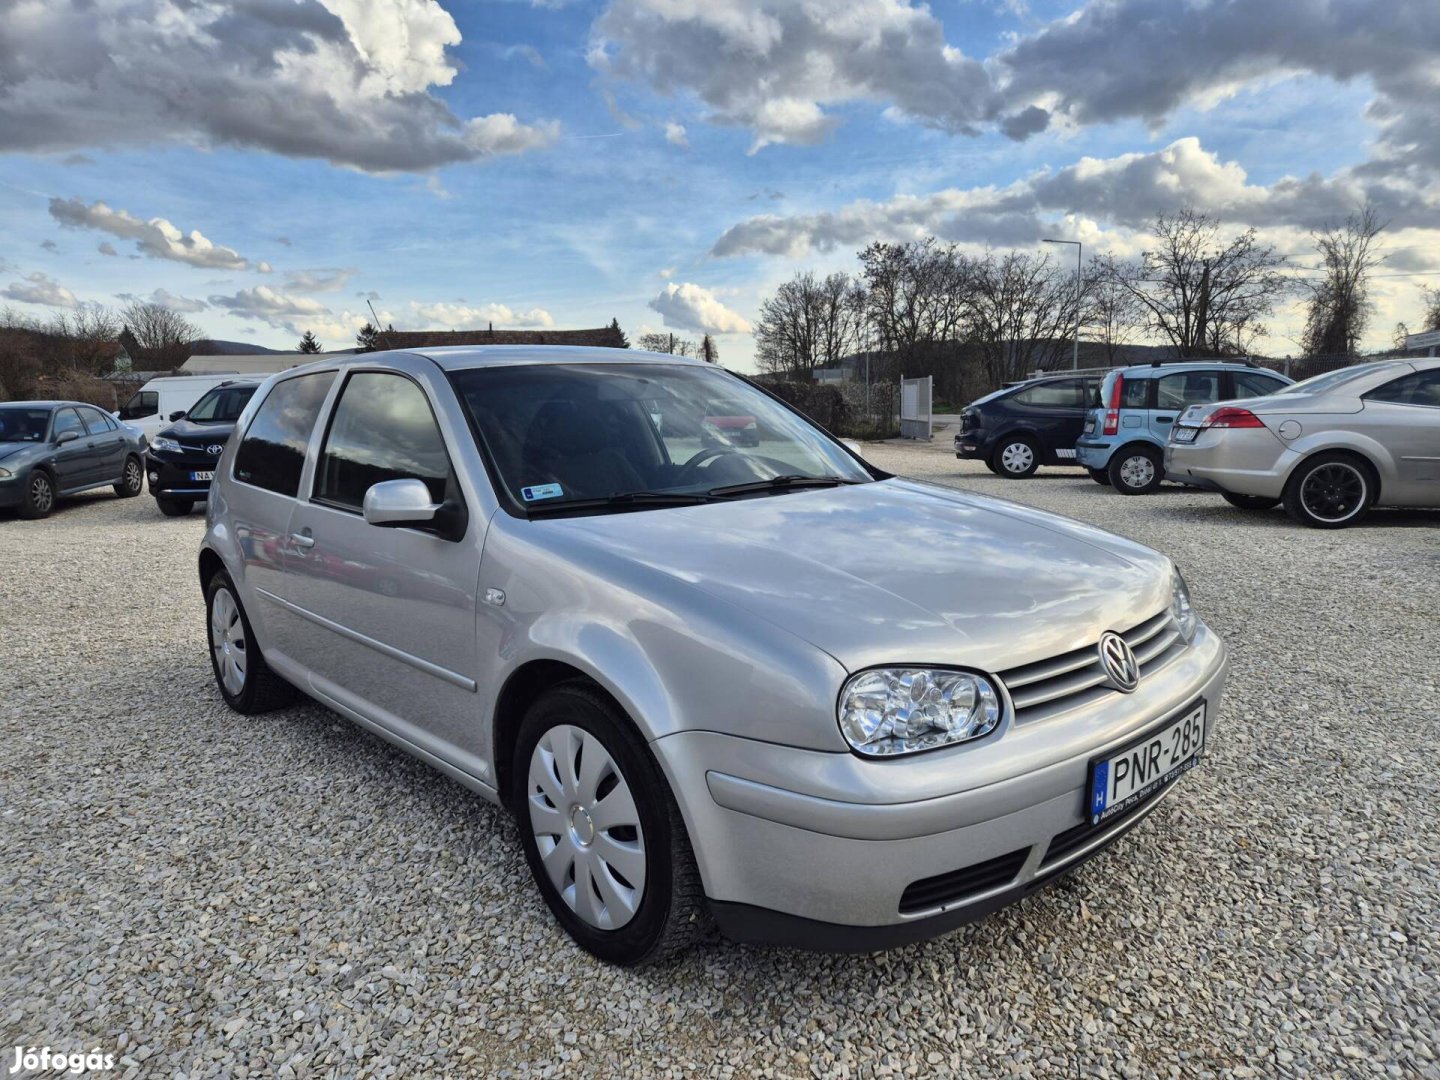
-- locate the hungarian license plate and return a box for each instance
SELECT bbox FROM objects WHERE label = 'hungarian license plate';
[190,470,215,482]
[1083,418,1096,435]
[1172,425,1199,443]
[1088,702,1205,825]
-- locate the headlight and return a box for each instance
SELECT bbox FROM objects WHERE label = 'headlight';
[1170,567,1197,641]
[0,467,11,479]
[838,668,1000,757]
[150,436,182,454]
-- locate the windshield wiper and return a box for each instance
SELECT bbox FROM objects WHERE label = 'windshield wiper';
[525,490,724,517]
[706,474,865,498]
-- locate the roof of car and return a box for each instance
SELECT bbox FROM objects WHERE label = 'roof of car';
[402,345,709,371]
[0,400,96,409]
[1116,361,1275,376]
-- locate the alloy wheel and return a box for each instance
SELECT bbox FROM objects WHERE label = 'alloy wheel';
[123,458,143,493]
[209,587,248,696]
[29,474,54,514]
[1000,442,1034,475]
[1300,462,1366,523]
[527,723,647,930]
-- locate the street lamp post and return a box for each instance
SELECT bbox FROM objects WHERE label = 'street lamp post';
[1043,238,1082,370]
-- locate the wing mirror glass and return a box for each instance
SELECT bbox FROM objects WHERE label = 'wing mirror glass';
[362,478,438,528]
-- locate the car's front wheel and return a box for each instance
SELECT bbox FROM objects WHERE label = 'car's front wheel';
[1222,492,1279,511]
[991,436,1040,478]
[1108,446,1164,495]
[1283,453,1374,529]
[114,455,144,498]
[205,570,296,713]
[513,684,707,966]
[18,470,56,519]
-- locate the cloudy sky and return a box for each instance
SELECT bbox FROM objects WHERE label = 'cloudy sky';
[1,0,1437,366]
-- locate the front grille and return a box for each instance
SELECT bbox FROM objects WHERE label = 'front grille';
[177,439,221,457]
[899,847,1029,914]
[998,609,1184,724]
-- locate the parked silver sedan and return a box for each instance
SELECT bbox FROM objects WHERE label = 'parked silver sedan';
[1166,358,1440,527]
[200,346,1227,964]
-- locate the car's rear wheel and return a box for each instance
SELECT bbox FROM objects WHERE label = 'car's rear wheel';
[114,455,144,498]
[1221,492,1279,511]
[1283,453,1374,529]
[991,436,1040,478]
[1087,467,1111,486]
[205,570,296,713]
[513,684,707,966]
[157,497,194,517]
[1108,446,1163,495]
[18,470,55,519]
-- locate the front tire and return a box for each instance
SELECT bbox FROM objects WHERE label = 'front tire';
[991,436,1040,478]
[18,470,56,519]
[1283,453,1374,528]
[114,455,144,498]
[1087,467,1111,486]
[156,497,194,517]
[513,684,708,966]
[1108,446,1164,495]
[205,571,296,713]
[1222,492,1279,511]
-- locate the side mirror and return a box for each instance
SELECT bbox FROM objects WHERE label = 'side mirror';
[841,439,865,458]
[169,410,186,422]
[55,430,79,446]
[362,478,438,528]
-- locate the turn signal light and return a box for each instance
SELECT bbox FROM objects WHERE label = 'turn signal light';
[1202,407,1265,429]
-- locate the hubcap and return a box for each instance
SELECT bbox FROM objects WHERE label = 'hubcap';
[1301,463,1365,522]
[30,475,53,513]
[209,588,247,696]
[1001,442,1034,473]
[1120,455,1155,489]
[527,724,646,930]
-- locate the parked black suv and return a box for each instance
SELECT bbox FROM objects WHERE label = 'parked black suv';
[954,374,1104,477]
[146,379,261,515]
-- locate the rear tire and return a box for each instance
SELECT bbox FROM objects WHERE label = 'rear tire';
[18,470,56,519]
[205,570,296,714]
[1283,452,1375,529]
[512,683,709,966]
[1221,492,1279,511]
[114,455,144,498]
[990,436,1040,478]
[1107,446,1163,495]
[1087,468,1111,486]
[157,497,194,517]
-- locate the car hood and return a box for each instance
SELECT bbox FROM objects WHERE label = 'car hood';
[539,478,1173,673]
[0,441,42,463]
[160,417,240,441]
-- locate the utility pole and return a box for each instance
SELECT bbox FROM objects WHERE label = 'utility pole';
[1043,238,1082,370]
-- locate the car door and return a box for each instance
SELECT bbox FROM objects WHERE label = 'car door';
[79,406,127,480]
[48,407,96,489]
[1151,370,1223,444]
[1360,369,1440,504]
[1010,378,1088,462]
[277,367,485,772]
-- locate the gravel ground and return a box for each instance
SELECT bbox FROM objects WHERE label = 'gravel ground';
[2,448,1437,1080]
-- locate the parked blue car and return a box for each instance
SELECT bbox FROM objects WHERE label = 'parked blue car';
[1076,363,1292,494]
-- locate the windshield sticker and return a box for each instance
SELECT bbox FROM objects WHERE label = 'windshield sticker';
[521,483,564,502]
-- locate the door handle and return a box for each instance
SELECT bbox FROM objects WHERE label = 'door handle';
[1156,416,1174,423]
[290,530,315,551]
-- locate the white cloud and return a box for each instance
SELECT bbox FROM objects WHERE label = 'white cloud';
[284,268,359,294]
[97,242,118,257]
[1,0,560,172]
[409,301,556,329]
[207,286,332,332]
[117,288,210,314]
[3,272,79,309]
[49,198,254,271]
[663,121,688,147]
[648,282,752,334]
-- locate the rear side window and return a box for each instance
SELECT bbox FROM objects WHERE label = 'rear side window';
[1014,379,1085,408]
[1365,370,1440,407]
[233,372,336,496]
[315,372,452,508]
[1232,370,1288,399]
[78,406,113,435]
[1156,371,1222,410]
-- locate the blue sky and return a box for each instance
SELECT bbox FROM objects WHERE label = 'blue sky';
[2,0,1436,366]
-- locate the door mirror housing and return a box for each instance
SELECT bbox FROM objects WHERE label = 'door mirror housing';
[362,478,438,528]
[55,430,79,446]
[169,410,186,422]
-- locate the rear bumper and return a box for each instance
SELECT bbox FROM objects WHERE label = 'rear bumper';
[1074,438,1114,469]
[1163,430,1294,497]
[953,433,988,459]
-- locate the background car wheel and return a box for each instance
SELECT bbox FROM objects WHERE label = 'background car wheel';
[205,570,296,714]
[1283,453,1374,529]
[156,497,194,517]
[512,684,708,966]
[1108,446,1163,495]
[114,455,144,498]
[1087,467,1111,486]
[1222,492,1280,511]
[18,470,56,519]
[991,436,1040,478]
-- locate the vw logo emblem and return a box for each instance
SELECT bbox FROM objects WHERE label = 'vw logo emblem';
[206,443,225,456]
[1098,631,1140,693]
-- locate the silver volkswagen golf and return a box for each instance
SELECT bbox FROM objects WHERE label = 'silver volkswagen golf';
[200,346,1228,965]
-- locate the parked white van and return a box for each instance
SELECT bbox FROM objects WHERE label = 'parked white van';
[115,375,246,440]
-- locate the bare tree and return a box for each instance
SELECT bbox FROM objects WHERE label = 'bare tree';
[858,240,970,380]
[120,300,200,369]
[1421,287,1440,333]
[967,251,1080,385]
[1107,208,1289,357]
[754,271,864,379]
[1301,205,1387,356]
[1083,255,1144,364]
[637,332,699,357]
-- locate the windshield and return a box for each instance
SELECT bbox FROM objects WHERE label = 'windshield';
[186,384,257,423]
[0,406,52,442]
[1277,362,1392,396]
[449,363,872,513]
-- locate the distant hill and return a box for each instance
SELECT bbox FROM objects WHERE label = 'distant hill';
[189,339,285,355]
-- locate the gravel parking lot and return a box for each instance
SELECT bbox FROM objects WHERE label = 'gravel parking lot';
[3,444,1437,1079]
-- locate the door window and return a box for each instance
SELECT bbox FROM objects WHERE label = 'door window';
[1232,370,1288,399]
[119,391,157,420]
[1365,370,1440,407]
[232,372,337,496]
[1156,372,1222,410]
[52,408,86,440]
[1013,380,1085,408]
[78,406,113,435]
[315,372,453,509]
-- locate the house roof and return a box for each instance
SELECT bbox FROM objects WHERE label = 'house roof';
[375,326,627,351]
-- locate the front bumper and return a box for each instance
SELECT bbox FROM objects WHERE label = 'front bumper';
[0,478,22,508]
[147,451,220,500]
[652,623,1228,949]
[1163,429,1295,498]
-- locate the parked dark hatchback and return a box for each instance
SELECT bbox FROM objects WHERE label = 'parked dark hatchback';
[146,379,261,516]
[954,375,1104,477]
